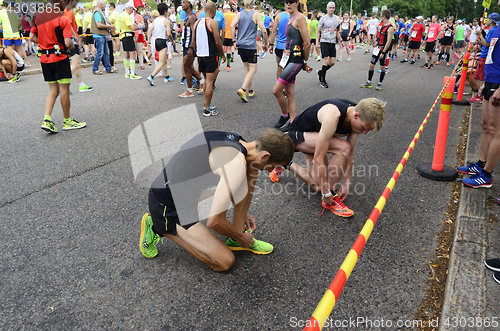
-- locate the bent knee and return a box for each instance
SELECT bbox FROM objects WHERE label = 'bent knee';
[213,253,235,272]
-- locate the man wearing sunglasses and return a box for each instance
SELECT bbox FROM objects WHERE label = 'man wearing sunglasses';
[315,1,340,88]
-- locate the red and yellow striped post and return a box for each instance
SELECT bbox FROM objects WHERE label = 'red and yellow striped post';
[453,52,470,105]
[303,80,451,331]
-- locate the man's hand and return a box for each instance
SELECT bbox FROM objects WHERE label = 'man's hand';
[245,212,256,232]
[322,194,334,206]
[237,231,255,248]
[492,89,500,107]
[337,182,349,201]
[478,83,485,98]
[6,73,13,79]
[221,54,227,63]
[262,45,268,53]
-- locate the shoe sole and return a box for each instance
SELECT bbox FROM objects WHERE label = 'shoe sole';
[179,94,194,98]
[485,261,500,272]
[270,176,279,183]
[457,169,479,175]
[41,125,58,133]
[79,89,94,92]
[147,78,155,86]
[227,246,273,255]
[463,181,492,188]
[63,124,86,130]
[494,273,500,285]
[139,213,157,258]
[237,90,248,103]
[322,203,354,217]
[130,77,142,80]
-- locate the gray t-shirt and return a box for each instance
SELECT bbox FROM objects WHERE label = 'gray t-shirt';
[318,14,340,43]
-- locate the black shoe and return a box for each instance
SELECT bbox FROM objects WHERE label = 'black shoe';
[278,123,290,133]
[213,83,217,91]
[485,259,500,272]
[494,273,500,285]
[410,60,416,64]
[274,114,290,128]
[320,80,329,88]
[420,63,428,68]
[400,59,408,63]
[428,64,434,70]
[418,54,420,59]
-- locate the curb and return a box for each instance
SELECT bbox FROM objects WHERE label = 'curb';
[440,102,488,330]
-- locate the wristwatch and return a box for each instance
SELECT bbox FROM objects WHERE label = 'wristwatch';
[322,191,332,198]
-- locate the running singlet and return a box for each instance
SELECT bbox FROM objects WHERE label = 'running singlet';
[151,131,248,203]
[443,23,454,38]
[340,19,350,38]
[456,24,464,41]
[377,24,391,47]
[224,11,236,39]
[485,26,500,84]
[183,11,196,49]
[276,12,290,50]
[289,99,356,135]
[309,19,318,38]
[284,13,303,63]
[194,17,217,57]
[236,10,257,49]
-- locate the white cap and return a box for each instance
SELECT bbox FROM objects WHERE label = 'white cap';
[223,4,230,9]
[327,1,335,7]
[417,15,423,20]
[125,2,137,10]
[457,19,462,23]
[177,5,182,12]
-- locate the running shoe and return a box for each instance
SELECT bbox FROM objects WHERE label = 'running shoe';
[78,84,94,92]
[279,123,290,133]
[7,75,18,84]
[410,60,416,64]
[62,118,86,130]
[203,108,218,116]
[346,57,351,61]
[225,236,273,255]
[320,195,354,217]
[360,81,372,88]
[485,259,500,272]
[375,83,382,91]
[400,59,408,63]
[226,66,232,71]
[212,83,217,91]
[418,54,420,59]
[237,88,248,103]
[446,62,451,66]
[248,89,255,98]
[164,76,174,82]
[41,119,58,133]
[450,64,455,68]
[469,95,483,103]
[316,56,321,61]
[378,69,389,73]
[269,165,284,183]
[139,213,162,258]
[462,171,492,188]
[457,162,483,175]
[320,80,329,88]
[147,75,155,86]
[140,65,145,70]
[428,64,434,70]
[421,63,428,68]
[125,73,130,79]
[435,61,440,65]
[192,82,201,91]
[179,90,195,98]
[25,62,31,68]
[274,113,290,128]
[337,58,342,62]
[147,61,152,66]
[364,50,370,54]
[180,77,187,85]
[129,74,142,80]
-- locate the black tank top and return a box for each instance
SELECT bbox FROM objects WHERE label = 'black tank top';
[341,19,350,37]
[285,13,303,62]
[151,131,248,203]
[289,99,356,135]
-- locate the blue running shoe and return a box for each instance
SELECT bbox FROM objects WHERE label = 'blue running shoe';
[462,171,492,188]
[180,78,187,85]
[457,162,483,175]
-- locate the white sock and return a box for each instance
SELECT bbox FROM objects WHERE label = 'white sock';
[79,82,85,88]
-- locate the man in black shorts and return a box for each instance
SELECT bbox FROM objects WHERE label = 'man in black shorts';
[139,130,294,272]
[222,4,235,71]
[360,9,394,91]
[31,0,86,133]
[269,98,385,217]
[192,1,226,116]
[179,0,202,98]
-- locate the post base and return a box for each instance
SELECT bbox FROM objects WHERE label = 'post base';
[417,163,458,181]
[452,100,470,105]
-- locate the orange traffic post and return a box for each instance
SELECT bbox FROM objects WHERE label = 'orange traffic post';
[453,52,470,105]
[417,77,458,181]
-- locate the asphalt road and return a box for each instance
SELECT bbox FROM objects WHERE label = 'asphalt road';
[0,47,466,330]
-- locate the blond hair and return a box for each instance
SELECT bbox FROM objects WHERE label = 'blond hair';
[256,129,295,164]
[151,10,160,19]
[356,98,386,132]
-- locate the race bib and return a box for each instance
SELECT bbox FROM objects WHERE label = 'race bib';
[372,47,380,56]
[280,50,290,68]
[428,31,434,38]
[486,38,498,65]
[411,31,417,38]
[324,28,335,39]
[342,23,349,30]
[445,30,452,37]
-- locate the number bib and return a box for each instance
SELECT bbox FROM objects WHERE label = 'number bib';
[373,47,380,56]
[428,31,434,39]
[279,50,290,68]
[486,38,498,65]
[445,30,452,37]
[411,31,417,38]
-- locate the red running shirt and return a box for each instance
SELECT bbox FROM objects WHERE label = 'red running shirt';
[410,23,425,41]
[31,11,73,64]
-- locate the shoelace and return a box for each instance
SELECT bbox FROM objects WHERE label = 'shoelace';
[318,196,349,217]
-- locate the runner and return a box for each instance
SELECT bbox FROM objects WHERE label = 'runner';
[364,12,379,54]
[459,4,500,188]
[401,16,424,64]
[308,10,319,60]
[421,15,440,69]
[0,1,30,68]
[271,0,310,131]
[179,0,202,98]
[269,98,385,217]
[452,19,465,67]
[338,12,354,61]
[119,2,142,79]
[223,4,236,71]
[82,3,95,61]
[146,3,175,86]
[0,47,24,83]
[230,0,268,102]
[437,17,454,66]
[64,0,93,92]
[109,3,121,56]
[360,9,394,91]
[139,130,294,271]
[316,1,340,89]
[470,13,499,103]
[192,1,226,116]
[355,12,364,48]
[30,0,86,133]
[391,14,404,59]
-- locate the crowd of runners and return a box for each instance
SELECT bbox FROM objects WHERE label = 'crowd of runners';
[3,0,500,273]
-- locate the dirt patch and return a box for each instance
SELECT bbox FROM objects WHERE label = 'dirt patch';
[413,106,470,330]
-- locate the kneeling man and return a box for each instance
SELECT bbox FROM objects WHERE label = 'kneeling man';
[270,98,385,216]
[140,129,294,272]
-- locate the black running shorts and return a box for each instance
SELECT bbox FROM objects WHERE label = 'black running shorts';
[122,36,136,52]
[198,56,218,73]
[424,41,436,53]
[223,38,233,46]
[238,48,257,63]
[408,40,420,50]
[41,57,72,82]
[155,38,168,52]
[320,42,336,58]
[483,82,500,101]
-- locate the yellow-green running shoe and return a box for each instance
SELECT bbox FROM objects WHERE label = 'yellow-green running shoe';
[41,119,58,133]
[139,213,162,258]
[226,236,274,255]
[62,118,86,130]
